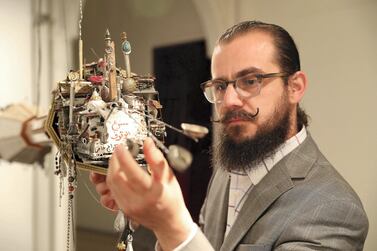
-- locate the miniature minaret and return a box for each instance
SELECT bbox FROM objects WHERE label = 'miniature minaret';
[120,32,137,93]
[121,32,131,77]
[105,29,118,101]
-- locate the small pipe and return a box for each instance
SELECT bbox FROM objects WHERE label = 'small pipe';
[79,39,83,80]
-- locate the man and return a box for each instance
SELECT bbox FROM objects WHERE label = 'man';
[90,21,369,250]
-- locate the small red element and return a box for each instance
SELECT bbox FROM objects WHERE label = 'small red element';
[88,75,103,84]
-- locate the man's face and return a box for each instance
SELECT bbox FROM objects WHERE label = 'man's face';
[212,31,294,143]
[211,31,296,170]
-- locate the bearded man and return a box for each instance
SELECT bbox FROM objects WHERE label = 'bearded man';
[90,21,368,251]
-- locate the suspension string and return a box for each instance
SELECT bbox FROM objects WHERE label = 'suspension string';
[79,0,84,80]
[79,0,83,41]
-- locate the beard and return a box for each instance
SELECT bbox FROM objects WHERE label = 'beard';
[214,95,291,172]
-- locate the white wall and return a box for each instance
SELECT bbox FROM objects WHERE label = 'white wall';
[0,0,34,250]
[0,1,33,106]
[0,0,80,250]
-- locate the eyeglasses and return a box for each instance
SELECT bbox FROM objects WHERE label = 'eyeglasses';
[200,72,287,104]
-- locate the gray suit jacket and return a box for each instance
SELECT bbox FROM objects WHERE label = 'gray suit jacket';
[182,135,369,251]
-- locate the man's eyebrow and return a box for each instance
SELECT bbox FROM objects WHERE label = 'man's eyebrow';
[211,67,263,81]
[234,67,263,78]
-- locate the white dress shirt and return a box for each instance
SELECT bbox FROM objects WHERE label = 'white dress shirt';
[225,127,307,236]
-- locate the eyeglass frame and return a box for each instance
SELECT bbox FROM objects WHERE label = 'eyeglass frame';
[200,72,288,104]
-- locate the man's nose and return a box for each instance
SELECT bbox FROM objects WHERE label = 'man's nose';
[222,84,243,108]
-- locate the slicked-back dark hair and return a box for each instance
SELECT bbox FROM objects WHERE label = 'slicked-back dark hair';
[218,20,301,82]
[218,20,309,128]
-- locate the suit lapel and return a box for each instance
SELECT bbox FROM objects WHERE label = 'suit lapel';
[220,162,294,251]
[203,168,230,250]
[220,135,319,251]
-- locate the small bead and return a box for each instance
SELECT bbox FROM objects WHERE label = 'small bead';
[68,186,75,192]
[68,176,75,182]
[69,194,74,200]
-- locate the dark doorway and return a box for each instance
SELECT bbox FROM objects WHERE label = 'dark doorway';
[153,40,212,222]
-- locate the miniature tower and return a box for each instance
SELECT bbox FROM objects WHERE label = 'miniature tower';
[104,29,118,101]
[120,32,137,93]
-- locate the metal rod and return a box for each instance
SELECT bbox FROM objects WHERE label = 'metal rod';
[148,132,169,155]
[131,109,185,135]
[79,39,83,80]
[122,107,170,155]
[69,81,75,125]
[132,109,199,142]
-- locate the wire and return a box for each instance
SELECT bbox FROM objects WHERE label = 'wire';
[35,0,42,116]
[61,0,70,71]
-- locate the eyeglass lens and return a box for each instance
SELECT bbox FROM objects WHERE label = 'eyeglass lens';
[204,74,261,103]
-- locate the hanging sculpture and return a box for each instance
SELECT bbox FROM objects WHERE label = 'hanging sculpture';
[43,29,208,250]
[45,28,209,174]
[41,1,208,249]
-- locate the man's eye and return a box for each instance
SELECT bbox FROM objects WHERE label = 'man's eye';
[241,78,256,86]
[213,82,226,91]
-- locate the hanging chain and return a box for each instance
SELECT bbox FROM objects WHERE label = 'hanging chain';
[116,218,135,251]
[66,192,73,251]
[51,1,84,250]
[65,1,82,248]
[54,150,65,207]
[66,147,78,251]
[55,143,76,251]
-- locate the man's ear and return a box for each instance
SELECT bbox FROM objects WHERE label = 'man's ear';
[287,71,308,104]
